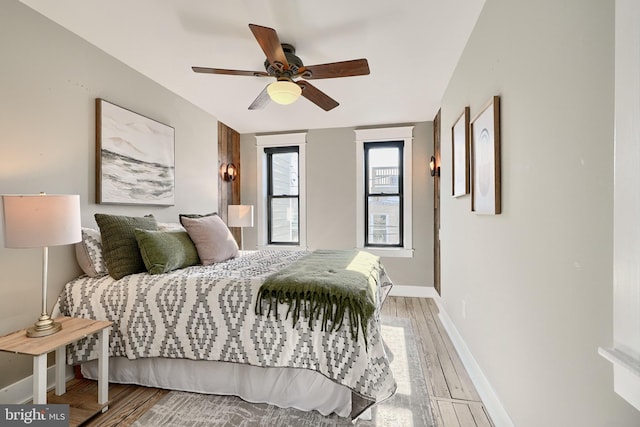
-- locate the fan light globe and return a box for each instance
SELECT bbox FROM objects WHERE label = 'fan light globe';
[267,80,302,105]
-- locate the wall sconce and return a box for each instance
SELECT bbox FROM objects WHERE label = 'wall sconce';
[429,156,440,177]
[220,163,237,182]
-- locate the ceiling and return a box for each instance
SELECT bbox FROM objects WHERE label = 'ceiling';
[19,0,485,134]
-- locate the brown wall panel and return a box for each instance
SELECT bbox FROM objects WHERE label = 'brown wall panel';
[218,122,241,244]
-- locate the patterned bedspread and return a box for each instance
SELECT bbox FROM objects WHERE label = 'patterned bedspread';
[56,249,396,407]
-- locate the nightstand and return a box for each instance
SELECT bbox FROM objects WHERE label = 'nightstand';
[0,316,112,409]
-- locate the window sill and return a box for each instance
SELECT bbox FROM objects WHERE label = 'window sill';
[599,347,640,377]
[598,347,640,411]
[357,247,414,258]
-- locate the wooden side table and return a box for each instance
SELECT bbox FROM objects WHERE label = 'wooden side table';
[0,316,112,408]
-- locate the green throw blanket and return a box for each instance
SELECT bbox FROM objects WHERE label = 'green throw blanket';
[255,249,380,343]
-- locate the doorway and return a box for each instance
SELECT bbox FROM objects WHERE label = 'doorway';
[433,110,441,295]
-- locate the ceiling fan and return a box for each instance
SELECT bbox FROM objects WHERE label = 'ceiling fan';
[192,24,370,111]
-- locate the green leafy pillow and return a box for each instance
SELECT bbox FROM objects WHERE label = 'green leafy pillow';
[94,213,158,280]
[134,229,200,274]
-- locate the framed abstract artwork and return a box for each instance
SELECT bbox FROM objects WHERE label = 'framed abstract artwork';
[95,99,175,205]
[470,96,501,215]
[452,106,470,198]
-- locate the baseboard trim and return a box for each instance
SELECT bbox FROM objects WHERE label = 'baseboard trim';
[0,365,74,404]
[432,299,515,427]
[389,285,438,298]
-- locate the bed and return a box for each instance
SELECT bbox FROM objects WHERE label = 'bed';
[55,217,397,419]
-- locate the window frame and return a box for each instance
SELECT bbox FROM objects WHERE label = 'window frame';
[256,133,307,250]
[355,126,414,258]
[364,140,404,248]
[265,146,300,245]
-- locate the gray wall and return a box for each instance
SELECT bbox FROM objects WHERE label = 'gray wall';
[241,123,434,287]
[0,1,218,390]
[439,0,640,425]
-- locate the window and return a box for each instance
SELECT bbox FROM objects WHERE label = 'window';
[256,133,307,249]
[266,147,299,245]
[365,141,403,247]
[355,127,414,257]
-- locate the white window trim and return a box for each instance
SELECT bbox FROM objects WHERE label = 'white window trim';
[256,132,307,250]
[355,126,414,258]
[599,0,640,411]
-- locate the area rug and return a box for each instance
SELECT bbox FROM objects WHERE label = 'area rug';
[132,317,434,426]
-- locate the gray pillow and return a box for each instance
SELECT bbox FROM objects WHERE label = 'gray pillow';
[180,214,239,265]
[95,213,158,280]
[134,229,199,274]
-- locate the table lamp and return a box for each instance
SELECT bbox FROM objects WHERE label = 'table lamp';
[227,205,254,250]
[2,193,81,337]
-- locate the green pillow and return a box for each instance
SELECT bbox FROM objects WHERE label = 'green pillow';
[95,213,158,280]
[134,229,200,274]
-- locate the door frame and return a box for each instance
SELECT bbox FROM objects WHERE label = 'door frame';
[433,110,441,295]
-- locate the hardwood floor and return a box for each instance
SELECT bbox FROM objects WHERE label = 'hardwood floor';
[50,297,492,427]
[381,297,494,427]
[47,380,168,427]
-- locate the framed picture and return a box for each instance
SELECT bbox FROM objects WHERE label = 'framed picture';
[470,96,501,215]
[96,99,175,205]
[452,106,470,197]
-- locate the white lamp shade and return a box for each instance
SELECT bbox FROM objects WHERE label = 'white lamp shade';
[267,81,302,105]
[227,205,254,228]
[2,194,81,248]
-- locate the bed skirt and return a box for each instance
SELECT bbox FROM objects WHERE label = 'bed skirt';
[81,357,353,417]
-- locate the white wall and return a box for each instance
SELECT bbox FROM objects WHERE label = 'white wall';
[240,123,434,288]
[0,1,218,389]
[439,0,640,425]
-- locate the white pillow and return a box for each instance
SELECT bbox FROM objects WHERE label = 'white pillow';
[75,227,108,277]
[157,222,186,232]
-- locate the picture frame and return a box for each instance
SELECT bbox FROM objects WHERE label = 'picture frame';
[95,98,175,206]
[470,96,501,215]
[452,106,470,197]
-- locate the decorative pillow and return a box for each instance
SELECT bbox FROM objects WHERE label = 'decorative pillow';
[180,214,239,265]
[94,213,158,280]
[134,229,199,274]
[179,212,217,221]
[75,227,108,277]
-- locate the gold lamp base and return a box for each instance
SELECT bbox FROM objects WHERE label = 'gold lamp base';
[26,316,62,338]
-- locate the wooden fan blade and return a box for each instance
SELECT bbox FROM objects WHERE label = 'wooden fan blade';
[248,85,271,110]
[299,59,370,80]
[297,80,339,111]
[192,66,269,77]
[249,24,289,71]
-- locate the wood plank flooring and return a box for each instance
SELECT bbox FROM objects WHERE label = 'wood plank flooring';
[49,297,492,427]
[381,297,494,427]
[47,379,168,427]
